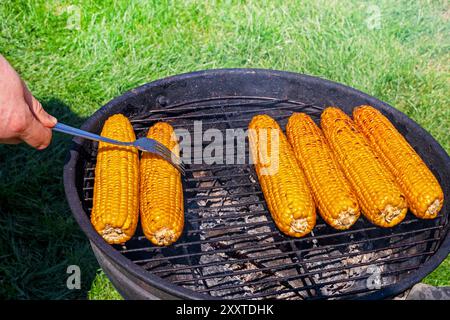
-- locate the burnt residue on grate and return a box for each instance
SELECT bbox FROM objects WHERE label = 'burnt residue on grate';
[80,97,447,300]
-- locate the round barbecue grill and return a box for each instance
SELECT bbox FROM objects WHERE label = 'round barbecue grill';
[63,69,450,300]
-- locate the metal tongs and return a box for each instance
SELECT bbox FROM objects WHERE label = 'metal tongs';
[53,122,185,175]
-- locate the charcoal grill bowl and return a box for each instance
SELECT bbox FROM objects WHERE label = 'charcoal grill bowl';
[63,68,450,300]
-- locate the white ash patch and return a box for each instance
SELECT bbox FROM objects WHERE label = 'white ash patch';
[192,189,307,299]
[303,240,417,298]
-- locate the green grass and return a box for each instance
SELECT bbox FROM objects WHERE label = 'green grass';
[422,257,450,287]
[88,270,122,300]
[0,0,448,299]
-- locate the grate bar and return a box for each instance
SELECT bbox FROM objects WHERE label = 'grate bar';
[187,220,272,235]
[185,182,256,192]
[244,263,421,300]
[185,165,252,174]
[167,237,438,284]
[130,225,442,263]
[186,219,340,236]
[130,103,315,123]
[188,210,268,223]
[186,191,263,203]
[185,173,252,182]
[126,218,439,252]
[133,113,297,131]
[130,98,290,119]
[186,200,266,212]
[194,251,434,294]
[130,229,279,246]
[186,219,440,237]
[84,193,263,203]
[216,263,423,300]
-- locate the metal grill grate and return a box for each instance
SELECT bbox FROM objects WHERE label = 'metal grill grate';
[80,97,448,299]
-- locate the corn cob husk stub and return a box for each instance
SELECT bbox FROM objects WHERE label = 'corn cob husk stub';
[248,114,316,237]
[91,114,140,244]
[321,107,408,228]
[286,112,360,230]
[353,105,444,219]
[140,122,184,246]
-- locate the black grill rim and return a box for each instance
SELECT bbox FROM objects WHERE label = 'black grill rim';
[63,68,450,300]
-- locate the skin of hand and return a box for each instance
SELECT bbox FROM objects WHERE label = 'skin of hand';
[0,55,57,149]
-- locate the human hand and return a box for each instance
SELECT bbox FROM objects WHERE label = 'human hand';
[0,55,57,149]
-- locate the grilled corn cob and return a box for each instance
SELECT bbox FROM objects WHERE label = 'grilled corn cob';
[321,107,407,227]
[286,113,360,230]
[91,114,139,244]
[248,114,316,237]
[353,105,444,219]
[140,122,184,246]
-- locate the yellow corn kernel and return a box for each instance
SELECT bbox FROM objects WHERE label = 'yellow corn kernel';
[248,114,316,237]
[321,107,407,227]
[286,112,360,230]
[91,114,139,244]
[140,122,184,246]
[353,105,444,219]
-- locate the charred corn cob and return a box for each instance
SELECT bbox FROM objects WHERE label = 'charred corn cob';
[353,105,444,219]
[321,107,407,227]
[248,115,316,237]
[91,114,139,244]
[140,122,184,246]
[286,113,360,230]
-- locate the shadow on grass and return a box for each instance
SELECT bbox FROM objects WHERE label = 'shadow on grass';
[0,98,98,299]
